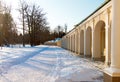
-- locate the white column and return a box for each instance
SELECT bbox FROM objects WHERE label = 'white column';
[75,32,78,53]
[74,32,76,53]
[74,34,76,52]
[76,30,79,54]
[72,35,74,52]
[70,36,72,51]
[66,37,67,49]
[92,30,95,58]
[104,0,120,77]
[78,30,80,54]
[84,29,86,56]
[69,37,70,50]
[68,37,69,50]
[71,36,73,51]
[74,34,75,52]
[105,9,111,66]
[92,20,95,59]
[67,37,69,49]
[76,31,79,53]
[72,36,74,51]
[111,0,120,69]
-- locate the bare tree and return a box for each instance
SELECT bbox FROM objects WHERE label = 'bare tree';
[54,25,66,38]
[0,2,18,46]
[18,1,49,46]
[18,0,28,47]
[64,24,67,33]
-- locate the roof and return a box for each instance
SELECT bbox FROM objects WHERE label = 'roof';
[75,0,111,27]
[66,0,111,36]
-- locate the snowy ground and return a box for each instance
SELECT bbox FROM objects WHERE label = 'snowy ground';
[0,45,104,82]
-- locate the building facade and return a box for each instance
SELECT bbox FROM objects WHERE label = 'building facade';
[61,0,120,82]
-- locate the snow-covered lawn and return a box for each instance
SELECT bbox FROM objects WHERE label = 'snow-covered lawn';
[0,45,103,82]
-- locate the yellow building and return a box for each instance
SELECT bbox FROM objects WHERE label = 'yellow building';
[61,0,120,82]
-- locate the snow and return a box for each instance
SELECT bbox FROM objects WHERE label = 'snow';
[0,45,104,82]
[47,38,61,42]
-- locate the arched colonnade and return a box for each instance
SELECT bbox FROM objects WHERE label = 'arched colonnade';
[61,1,112,65]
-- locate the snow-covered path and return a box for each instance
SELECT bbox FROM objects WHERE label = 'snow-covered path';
[0,45,103,82]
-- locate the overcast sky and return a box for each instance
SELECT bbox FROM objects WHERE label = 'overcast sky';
[3,0,105,32]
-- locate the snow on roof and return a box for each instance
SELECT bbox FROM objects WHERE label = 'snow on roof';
[46,38,61,43]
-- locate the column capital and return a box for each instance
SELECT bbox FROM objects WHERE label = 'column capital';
[107,8,111,14]
[92,18,95,29]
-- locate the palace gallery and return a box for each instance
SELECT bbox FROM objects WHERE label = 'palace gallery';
[61,0,120,82]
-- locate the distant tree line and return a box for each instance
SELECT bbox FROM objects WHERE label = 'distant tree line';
[0,0,66,47]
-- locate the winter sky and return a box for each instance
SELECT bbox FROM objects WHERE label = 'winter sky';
[3,0,105,32]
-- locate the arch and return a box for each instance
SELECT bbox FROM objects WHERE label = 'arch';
[80,30,84,55]
[94,20,105,61]
[85,26,92,57]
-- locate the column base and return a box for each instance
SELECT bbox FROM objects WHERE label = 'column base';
[80,53,84,55]
[92,56,105,62]
[104,61,111,67]
[78,54,84,58]
[84,54,91,58]
[104,68,120,82]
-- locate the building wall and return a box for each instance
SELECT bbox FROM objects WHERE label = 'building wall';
[61,1,120,81]
[61,1,112,64]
